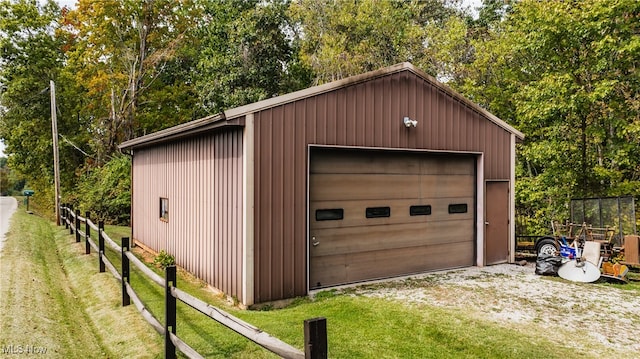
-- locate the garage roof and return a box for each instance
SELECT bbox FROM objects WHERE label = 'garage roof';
[120,62,524,151]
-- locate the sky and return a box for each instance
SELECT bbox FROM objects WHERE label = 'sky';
[56,0,76,9]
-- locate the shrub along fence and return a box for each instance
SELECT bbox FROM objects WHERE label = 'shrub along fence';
[60,204,328,359]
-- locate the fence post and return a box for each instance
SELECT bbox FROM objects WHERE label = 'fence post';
[75,209,81,242]
[304,317,328,359]
[85,211,91,254]
[59,203,63,227]
[63,204,69,230]
[165,265,177,359]
[69,206,74,235]
[98,221,105,273]
[121,237,130,306]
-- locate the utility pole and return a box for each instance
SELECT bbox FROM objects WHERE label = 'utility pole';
[50,80,61,226]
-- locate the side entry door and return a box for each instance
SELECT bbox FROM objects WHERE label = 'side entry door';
[485,181,509,265]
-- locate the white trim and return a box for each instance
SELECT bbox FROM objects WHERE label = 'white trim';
[306,146,312,295]
[509,134,517,263]
[309,143,483,156]
[476,154,485,267]
[242,113,255,306]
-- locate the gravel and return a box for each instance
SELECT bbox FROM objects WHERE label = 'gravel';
[345,262,640,357]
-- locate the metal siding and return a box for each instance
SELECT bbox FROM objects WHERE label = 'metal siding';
[131,129,244,301]
[283,104,296,298]
[273,106,284,299]
[253,70,514,303]
[294,101,308,294]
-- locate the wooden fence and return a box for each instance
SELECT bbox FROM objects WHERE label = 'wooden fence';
[60,204,328,359]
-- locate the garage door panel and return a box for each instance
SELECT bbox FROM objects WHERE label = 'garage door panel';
[309,254,347,289]
[311,151,421,175]
[311,221,473,257]
[345,242,474,283]
[420,157,475,175]
[310,241,475,288]
[311,197,474,229]
[312,199,419,229]
[310,174,420,201]
[420,175,475,198]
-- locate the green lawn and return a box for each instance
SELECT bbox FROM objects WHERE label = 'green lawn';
[0,201,162,358]
[3,202,595,358]
[95,231,580,358]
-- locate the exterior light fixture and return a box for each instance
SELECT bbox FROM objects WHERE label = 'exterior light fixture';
[403,116,417,128]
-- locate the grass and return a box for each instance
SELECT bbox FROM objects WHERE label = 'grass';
[0,200,161,358]
[3,201,613,358]
[92,232,581,358]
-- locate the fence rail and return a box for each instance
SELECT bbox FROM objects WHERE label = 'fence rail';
[59,204,325,359]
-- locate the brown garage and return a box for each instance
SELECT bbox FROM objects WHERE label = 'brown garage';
[120,62,524,307]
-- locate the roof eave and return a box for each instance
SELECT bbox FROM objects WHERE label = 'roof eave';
[119,114,244,151]
[119,62,524,151]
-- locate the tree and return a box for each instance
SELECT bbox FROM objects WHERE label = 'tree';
[459,0,640,225]
[63,0,202,162]
[0,0,84,208]
[195,0,312,113]
[290,0,434,83]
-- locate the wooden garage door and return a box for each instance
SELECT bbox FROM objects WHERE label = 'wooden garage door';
[309,148,475,289]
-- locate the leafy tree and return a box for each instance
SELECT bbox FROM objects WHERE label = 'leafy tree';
[459,0,640,226]
[196,0,312,113]
[0,0,85,210]
[63,0,203,162]
[290,0,433,83]
[0,157,8,195]
[75,154,131,224]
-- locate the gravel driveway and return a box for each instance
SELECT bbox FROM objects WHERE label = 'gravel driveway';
[346,262,640,357]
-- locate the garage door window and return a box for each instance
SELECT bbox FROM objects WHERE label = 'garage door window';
[366,206,391,218]
[410,205,432,216]
[316,208,344,221]
[448,203,468,214]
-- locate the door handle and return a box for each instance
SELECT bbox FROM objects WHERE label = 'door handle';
[312,237,320,247]
[485,221,490,225]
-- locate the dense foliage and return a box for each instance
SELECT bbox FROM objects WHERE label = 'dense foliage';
[454,0,640,230]
[1,0,639,227]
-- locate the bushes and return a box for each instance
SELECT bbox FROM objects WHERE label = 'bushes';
[153,250,176,269]
[76,155,131,225]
